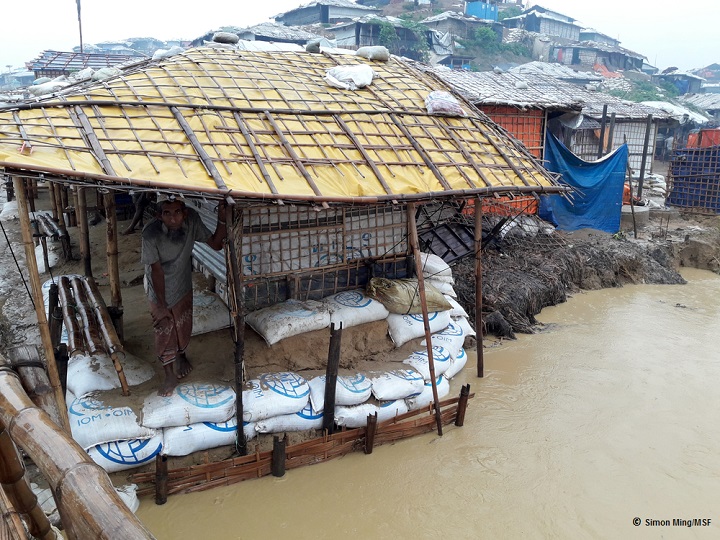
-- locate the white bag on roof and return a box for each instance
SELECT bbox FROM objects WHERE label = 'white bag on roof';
[321,290,389,328]
[141,382,236,429]
[242,372,310,422]
[88,434,164,473]
[255,401,324,433]
[162,418,256,457]
[421,320,466,360]
[387,310,452,347]
[405,375,450,411]
[355,46,390,61]
[402,346,452,380]
[246,299,331,346]
[324,64,375,90]
[67,352,155,399]
[369,369,425,401]
[307,373,373,411]
[425,91,467,117]
[67,391,155,450]
[444,347,468,380]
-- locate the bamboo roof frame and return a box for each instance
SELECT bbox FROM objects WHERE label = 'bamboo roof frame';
[0,46,567,204]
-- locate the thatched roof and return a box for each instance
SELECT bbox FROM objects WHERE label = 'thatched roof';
[0,46,563,205]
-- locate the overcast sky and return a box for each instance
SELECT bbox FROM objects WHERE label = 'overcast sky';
[1,1,717,72]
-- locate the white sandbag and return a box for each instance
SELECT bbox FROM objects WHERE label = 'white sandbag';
[454,315,477,338]
[192,289,231,336]
[324,64,375,90]
[35,243,60,273]
[418,252,452,278]
[445,295,469,318]
[242,372,310,422]
[355,46,390,61]
[444,347,468,380]
[142,382,236,429]
[307,373,373,411]
[335,399,409,428]
[0,200,18,220]
[92,67,122,81]
[421,320,466,360]
[426,278,457,298]
[405,375,450,411]
[425,91,467,117]
[402,346,452,380]
[66,352,154,399]
[67,391,155,450]
[116,484,140,514]
[386,310,452,347]
[88,434,164,473]
[246,299,331,346]
[162,418,256,457]
[369,369,425,401]
[321,290,389,328]
[255,401,323,433]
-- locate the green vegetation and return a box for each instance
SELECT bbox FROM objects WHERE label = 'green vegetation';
[371,18,429,62]
[498,6,522,21]
[460,27,531,59]
[608,80,680,102]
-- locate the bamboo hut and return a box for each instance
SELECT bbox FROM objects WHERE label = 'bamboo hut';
[0,44,568,530]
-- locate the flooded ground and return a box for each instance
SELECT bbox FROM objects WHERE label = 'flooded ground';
[137,269,720,539]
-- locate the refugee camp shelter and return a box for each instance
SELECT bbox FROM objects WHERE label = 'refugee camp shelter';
[501,6,581,41]
[28,50,145,78]
[0,45,567,519]
[274,0,380,26]
[680,93,720,122]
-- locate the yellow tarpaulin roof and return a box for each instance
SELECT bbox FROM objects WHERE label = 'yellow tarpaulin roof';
[0,46,562,204]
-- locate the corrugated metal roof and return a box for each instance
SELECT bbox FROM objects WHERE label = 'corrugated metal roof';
[640,101,709,124]
[412,65,583,111]
[680,93,720,111]
[573,40,646,61]
[239,22,323,41]
[0,47,563,204]
[275,0,379,18]
[509,61,602,82]
[421,11,488,24]
[28,50,144,72]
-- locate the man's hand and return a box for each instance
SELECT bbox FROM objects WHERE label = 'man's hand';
[156,306,172,322]
[216,201,227,224]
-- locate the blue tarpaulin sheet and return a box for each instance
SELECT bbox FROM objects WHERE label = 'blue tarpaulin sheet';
[540,133,628,233]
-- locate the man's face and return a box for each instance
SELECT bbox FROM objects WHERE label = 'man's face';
[158,201,187,231]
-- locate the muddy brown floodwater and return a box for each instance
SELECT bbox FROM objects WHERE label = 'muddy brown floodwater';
[136,268,720,539]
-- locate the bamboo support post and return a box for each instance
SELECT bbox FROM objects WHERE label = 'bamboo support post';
[76,187,92,278]
[364,412,378,455]
[0,425,54,540]
[597,104,608,159]
[68,279,102,356]
[322,322,343,435]
[155,454,168,505]
[52,184,63,226]
[606,113,617,155]
[47,284,61,348]
[39,237,50,274]
[271,435,286,478]
[12,177,70,433]
[475,197,484,378]
[455,384,470,427]
[407,202,443,436]
[636,114,654,198]
[224,199,247,456]
[47,181,58,223]
[102,192,122,317]
[0,364,155,539]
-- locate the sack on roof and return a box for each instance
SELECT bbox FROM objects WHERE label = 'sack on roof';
[324,64,375,91]
[425,91,467,117]
[356,46,390,62]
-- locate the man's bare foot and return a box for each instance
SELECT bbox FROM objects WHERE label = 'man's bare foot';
[121,227,136,235]
[158,364,178,396]
[175,351,193,379]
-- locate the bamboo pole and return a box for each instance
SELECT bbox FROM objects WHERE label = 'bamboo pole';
[57,277,83,357]
[76,187,92,277]
[406,202,443,436]
[322,322,342,435]
[47,181,58,223]
[224,199,247,456]
[12,177,70,433]
[102,192,122,313]
[155,455,168,505]
[8,346,64,430]
[455,384,470,427]
[364,412,378,455]
[0,425,54,540]
[0,365,155,539]
[271,435,286,478]
[68,278,101,356]
[0,484,28,540]
[475,197,484,378]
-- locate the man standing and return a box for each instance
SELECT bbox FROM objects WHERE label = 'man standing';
[141,194,226,396]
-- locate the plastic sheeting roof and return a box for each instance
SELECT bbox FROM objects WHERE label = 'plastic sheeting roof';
[0,46,562,204]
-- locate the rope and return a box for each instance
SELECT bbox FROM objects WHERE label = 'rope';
[0,216,35,310]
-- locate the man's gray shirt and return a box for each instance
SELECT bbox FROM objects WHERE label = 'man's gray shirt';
[141,207,212,307]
